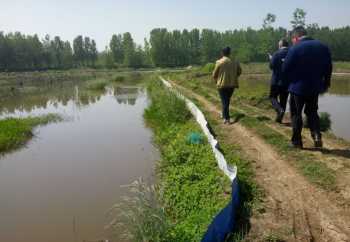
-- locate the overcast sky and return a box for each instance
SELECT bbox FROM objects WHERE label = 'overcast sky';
[1,0,349,50]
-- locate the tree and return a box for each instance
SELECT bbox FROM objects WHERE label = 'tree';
[122,32,136,67]
[143,38,153,67]
[90,40,98,67]
[263,13,276,29]
[62,41,73,69]
[291,8,307,28]
[73,35,85,66]
[84,36,91,66]
[110,34,124,64]
[53,36,65,68]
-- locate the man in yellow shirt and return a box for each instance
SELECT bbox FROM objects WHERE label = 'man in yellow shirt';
[212,47,242,124]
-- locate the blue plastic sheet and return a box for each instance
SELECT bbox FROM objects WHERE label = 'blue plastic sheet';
[202,179,240,242]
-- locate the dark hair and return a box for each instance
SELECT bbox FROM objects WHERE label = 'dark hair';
[292,26,308,37]
[280,38,289,47]
[222,47,231,56]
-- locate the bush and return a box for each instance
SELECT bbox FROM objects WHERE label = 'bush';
[303,112,332,132]
[320,112,332,132]
[202,63,215,74]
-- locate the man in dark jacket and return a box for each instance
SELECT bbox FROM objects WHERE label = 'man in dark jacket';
[269,39,289,123]
[282,26,332,148]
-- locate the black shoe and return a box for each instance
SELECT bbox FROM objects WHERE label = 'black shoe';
[290,142,303,149]
[275,111,284,124]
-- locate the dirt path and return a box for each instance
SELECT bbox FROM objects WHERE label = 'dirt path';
[169,79,350,242]
[193,86,350,199]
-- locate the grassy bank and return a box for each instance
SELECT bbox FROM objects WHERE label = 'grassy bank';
[0,114,62,154]
[143,79,233,241]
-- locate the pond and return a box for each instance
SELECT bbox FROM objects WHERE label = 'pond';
[319,76,350,141]
[0,80,158,242]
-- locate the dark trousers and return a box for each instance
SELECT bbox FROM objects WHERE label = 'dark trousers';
[290,94,321,144]
[218,87,234,120]
[270,85,289,114]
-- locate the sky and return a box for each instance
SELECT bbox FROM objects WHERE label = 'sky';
[1,0,349,50]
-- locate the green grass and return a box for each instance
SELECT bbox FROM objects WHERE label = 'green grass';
[113,78,232,241]
[0,114,62,154]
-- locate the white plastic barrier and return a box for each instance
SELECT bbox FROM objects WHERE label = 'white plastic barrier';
[160,77,237,182]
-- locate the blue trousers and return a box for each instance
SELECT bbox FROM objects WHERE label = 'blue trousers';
[218,88,234,120]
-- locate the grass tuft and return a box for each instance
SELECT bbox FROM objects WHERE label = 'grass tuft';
[0,114,62,154]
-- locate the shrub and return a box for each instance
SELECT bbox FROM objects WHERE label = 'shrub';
[202,63,215,74]
[319,112,332,132]
[303,112,332,132]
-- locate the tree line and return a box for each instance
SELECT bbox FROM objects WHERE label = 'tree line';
[0,32,97,71]
[1,9,350,71]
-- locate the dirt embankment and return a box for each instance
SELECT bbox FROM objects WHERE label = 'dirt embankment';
[170,79,350,242]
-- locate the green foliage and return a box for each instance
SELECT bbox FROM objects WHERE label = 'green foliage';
[320,112,332,132]
[109,34,124,64]
[291,8,307,28]
[202,63,215,74]
[303,112,332,132]
[0,114,62,154]
[73,35,98,67]
[263,13,276,29]
[143,79,232,241]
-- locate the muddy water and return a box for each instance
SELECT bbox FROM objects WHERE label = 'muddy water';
[0,82,158,242]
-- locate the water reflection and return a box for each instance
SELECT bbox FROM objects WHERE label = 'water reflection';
[0,82,157,242]
[114,86,141,106]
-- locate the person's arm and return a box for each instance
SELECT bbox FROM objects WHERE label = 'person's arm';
[270,52,279,71]
[212,62,220,81]
[281,49,296,87]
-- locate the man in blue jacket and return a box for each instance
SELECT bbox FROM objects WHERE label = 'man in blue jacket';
[269,39,289,123]
[282,26,332,148]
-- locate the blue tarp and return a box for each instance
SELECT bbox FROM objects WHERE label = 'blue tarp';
[202,179,240,242]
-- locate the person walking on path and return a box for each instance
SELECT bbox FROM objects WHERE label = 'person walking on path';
[282,26,333,149]
[213,47,242,124]
[269,39,290,123]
